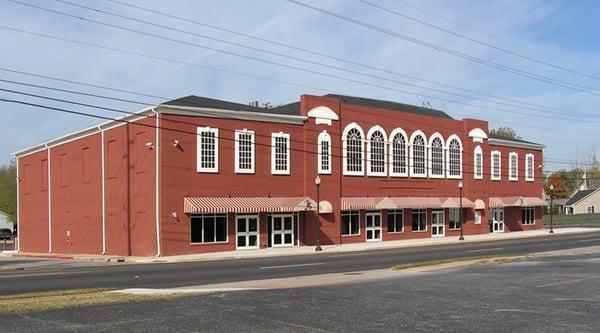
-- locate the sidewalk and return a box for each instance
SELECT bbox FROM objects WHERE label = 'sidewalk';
[7,227,598,264]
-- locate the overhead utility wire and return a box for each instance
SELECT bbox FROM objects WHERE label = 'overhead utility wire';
[100,0,589,117]
[359,0,600,81]
[54,0,596,119]
[285,0,600,95]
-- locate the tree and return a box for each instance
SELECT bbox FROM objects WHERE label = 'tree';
[543,173,570,199]
[0,159,17,224]
[489,126,521,140]
[558,168,584,194]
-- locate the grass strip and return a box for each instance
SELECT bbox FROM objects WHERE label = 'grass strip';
[391,254,527,271]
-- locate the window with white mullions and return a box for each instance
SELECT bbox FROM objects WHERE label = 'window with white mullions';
[387,209,404,233]
[447,136,462,178]
[346,128,363,174]
[341,210,360,235]
[509,152,518,181]
[197,127,219,173]
[521,207,535,225]
[430,136,444,177]
[390,130,407,177]
[448,208,461,230]
[474,145,483,179]
[412,209,427,231]
[525,153,534,182]
[190,214,227,243]
[235,130,254,174]
[491,151,501,180]
[317,131,332,174]
[271,132,290,175]
[367,127,387,176]
[411,133,426,177]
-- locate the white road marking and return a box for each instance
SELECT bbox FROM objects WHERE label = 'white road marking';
[466,247,503,253]
[577,238,599,243]
[259,262,325,270]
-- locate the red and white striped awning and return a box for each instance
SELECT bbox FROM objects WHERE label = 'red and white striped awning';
[441,197,475,209]
[184,197,317,214]
[375,197,444,209]
[489,196,547,208]
[341,197,382,210]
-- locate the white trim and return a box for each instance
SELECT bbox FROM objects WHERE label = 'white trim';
[341,210,361,236]
[196,127,219,173]
[155,112,161,257]
[488,137,545,150]
[317,131,332,175]
[15,157,20,252]
[409,130,427,178]
[491,150,501,181]
[474,145,483,180]
[365,211,382,242]
[428,132,445,179]
[270,213,295,247]
[509,151,518,181]
[388,127,408,177]
[411,208,428,232]
[100,129,106,255]
[235,129,255,174]
[47,147,52,253]
[307,105,339,126]
[431,210,445,237]
[190,213,229,244]
[387,209,404,233]
[445,134,463,179]
[271,132,291,175]
[342,123,365,176]
[158,105,307,125]
[366,125,388,177]
[521,207,535,225]
[235,214,260,250]
[468,128,488,143]
[525,153,534,182]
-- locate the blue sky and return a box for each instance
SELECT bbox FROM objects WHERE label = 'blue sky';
[1,0,599,174]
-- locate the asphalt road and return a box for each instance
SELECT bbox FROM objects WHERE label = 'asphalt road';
[1,232,599,295]
[2,248,599,332]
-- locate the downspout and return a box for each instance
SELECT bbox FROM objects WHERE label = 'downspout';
[15,155,20,252]
[99,126,106,255]
[126,121,132,256]
[45,144,52,253]
[153,109,161,257]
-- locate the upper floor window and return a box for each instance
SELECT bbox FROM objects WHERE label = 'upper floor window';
[197,127,218,173]
[410,131,427,177]
[317,131,332,174]
[447,136,462,178]
[367,126,387,176]
[235,129,254,174]
[429,134,444,178]
[509,152,518,181]
[474,146,483,179]
[525,153,534,182]
[491,150,501,180]
[389,128,408,177]
[343,123,365,176]
[271,132,290,175]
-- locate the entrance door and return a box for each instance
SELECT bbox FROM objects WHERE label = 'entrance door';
[431,210,445,237]
[366,212,382,242]
[236,215,259,250]
[492,209,504,233]
[272,214,294,247]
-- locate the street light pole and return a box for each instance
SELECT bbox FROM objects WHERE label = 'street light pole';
[549,183,554,234]
[458,180,464,241]
[315,175,322,251]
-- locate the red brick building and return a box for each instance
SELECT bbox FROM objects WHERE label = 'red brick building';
[14,94,545,256]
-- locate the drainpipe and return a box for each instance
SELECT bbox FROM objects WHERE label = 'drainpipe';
[152,109,161,257]
[98,126,106,255]
[45,144,52,253]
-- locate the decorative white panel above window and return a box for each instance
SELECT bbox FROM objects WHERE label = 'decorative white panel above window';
[367,125,387,176]
[474,145,483,180]
[389,128,408,177]
[342,123,365,176]
[429,133,445,178]
[509,152,518,181]
[235,129,255,174]
[197,127,219,173]
[410,131,427,178]
[446,135,463,179]
[307,105,339,126]
[271,132,290,175]
[317,131,332,174]
[491,150,501,180]
[525,153,534,182]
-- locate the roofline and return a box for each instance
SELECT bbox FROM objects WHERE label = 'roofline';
[157,104,307,125]
[488,137,545,151]
[13,106,156,158]
[565,188,600,206]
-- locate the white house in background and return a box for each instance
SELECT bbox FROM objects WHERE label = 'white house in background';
[0,211,12,232]
[564,188,600,215]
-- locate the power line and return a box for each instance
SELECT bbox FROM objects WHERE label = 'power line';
[285,0,600,95]
[358,0,600,82]
[99,0,595,118]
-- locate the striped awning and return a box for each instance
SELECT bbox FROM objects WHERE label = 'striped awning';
[474,199,486,210]
[489,196,547,208]
[341,197,382,210]
[441,197,475,209]
[376,197,443,209]
[184,197,317,214]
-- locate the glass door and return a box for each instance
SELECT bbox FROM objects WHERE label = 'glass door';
[431,210,445,237]
[236,215,259,250]
[366,212,382,242]
[492,209,504,233]
[272,214,294,247]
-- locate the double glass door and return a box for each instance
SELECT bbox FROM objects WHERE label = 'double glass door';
[492,209,504,233]
[431,210,445,237]
[366,212,382,241]
[272,214,294,247]
[236,215,259,250]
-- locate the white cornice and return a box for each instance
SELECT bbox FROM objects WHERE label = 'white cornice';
[157,105,307,125]
[488,137,545,151]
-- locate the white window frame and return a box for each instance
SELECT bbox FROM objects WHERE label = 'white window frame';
[474,210,482,224]
[448,208,461,230]
[317,131,332,175]
[525,153,534,182]
[410,130,428,178]
[491,150,501,181]
[587,206,595,214]
[341,210,360,236]
[389,128,408,177]
[474,145,483,180]
[387,209,404,233]
[446,135,463,179]
[521,207,535,225]
[411,209,428,232]
[367,125,387,177]
[428,133,445,179]
[196,127,219,173]
[342,123,365,176]
[190,214,228,244]
[235,129,255,174]
[509,152,518,181]
[271,132,290,175]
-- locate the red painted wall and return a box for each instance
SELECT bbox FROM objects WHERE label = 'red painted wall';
[18,150,49,253]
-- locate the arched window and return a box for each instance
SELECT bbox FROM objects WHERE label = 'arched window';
[367,126,387,176]
[411,132,427,177]
[342,123,365,175]
[474,145,483,179]
[317,131,332,174]
[446,135,462,178]
[389,128,408,177]
[429,134,444,177]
